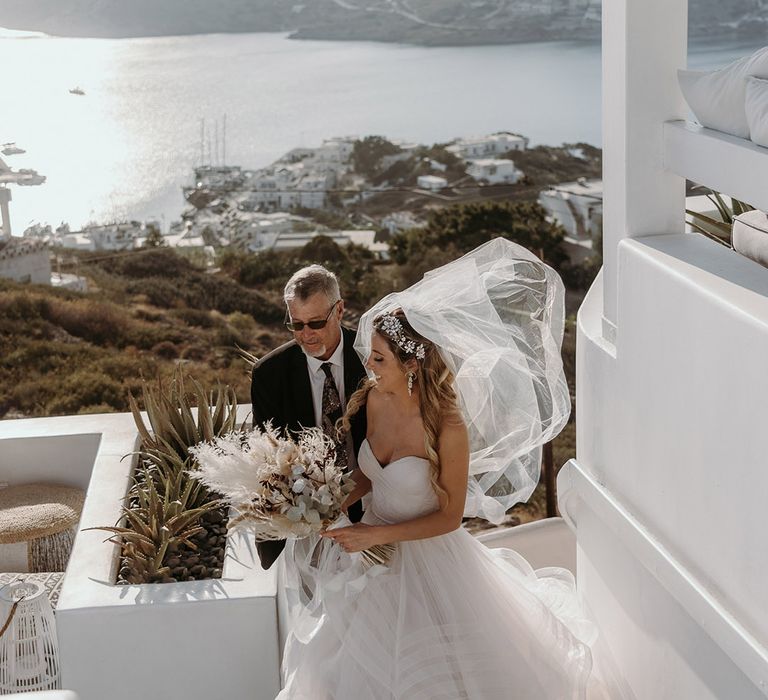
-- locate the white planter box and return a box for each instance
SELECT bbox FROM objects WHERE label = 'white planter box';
[0,408,282,700]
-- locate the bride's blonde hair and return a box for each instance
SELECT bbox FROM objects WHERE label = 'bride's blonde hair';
[339,309,460,500]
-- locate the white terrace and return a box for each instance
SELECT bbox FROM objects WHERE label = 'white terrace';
[2,0,768,698]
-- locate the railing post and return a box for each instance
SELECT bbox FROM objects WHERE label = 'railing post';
[601,0,688,341]
[543,441,557,518]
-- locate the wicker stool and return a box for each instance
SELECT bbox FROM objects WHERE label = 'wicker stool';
[0,484,85,573]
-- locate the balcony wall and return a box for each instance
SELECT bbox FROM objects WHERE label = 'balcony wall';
[565,234,768,699]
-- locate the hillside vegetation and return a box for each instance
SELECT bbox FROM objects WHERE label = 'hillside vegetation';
[1,201,597,420]
[0,248,284,418]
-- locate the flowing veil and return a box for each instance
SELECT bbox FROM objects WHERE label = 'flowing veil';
[355,237,571,523]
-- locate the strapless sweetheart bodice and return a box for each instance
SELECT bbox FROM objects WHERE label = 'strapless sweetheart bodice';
[358,438,439,525]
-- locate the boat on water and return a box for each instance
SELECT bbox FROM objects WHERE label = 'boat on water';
[69,86,85,96]
[1,142,25,155]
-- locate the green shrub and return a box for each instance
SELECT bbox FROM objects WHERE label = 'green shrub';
[561,256,602,292]
[2,340,104,376]
[172,308,216,328]
[5,378,56,416]
[352,136,402,178]
[180,345,208,362]
[236,250,296,289]
[0,291,49,321]
[390,201,568,272]
[126,275,281,323]
[46,371,126,415]
[152,341,180,360]
[96,354,157,384]
[44,298,128,346]
[227,239,381,309]
[126,277,183,309]
[101,248,195,279]
[78,403,118,415]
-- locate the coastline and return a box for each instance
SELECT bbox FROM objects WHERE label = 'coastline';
[0,21,761,48]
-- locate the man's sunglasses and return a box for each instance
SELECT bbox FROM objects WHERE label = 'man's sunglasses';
[285,300,341,332]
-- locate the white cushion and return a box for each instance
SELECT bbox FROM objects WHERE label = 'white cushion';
[732,209,768,268]
[745,76,768,147]
[678,46,768,139]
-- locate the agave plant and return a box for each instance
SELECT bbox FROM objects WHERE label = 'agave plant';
[94,369,243,584]
[129,367,240,464]
[139,448,213,510]
[88,466,221,584]
[686,187,755,248]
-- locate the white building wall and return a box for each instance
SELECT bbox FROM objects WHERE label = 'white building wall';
[417,175,448,191]
[0,241,51,284]
[467,160,521,184]
[568,237,768,698]
[539,191,579,236]
[568,1,768,697]
[561,459,765,700]
[539,189,602,241]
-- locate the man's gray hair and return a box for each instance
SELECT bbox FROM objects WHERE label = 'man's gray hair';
[283,265,341,304]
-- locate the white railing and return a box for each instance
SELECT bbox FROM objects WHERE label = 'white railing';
[664,120,768,211]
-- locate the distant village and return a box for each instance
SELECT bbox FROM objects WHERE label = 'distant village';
[0,131,604,291]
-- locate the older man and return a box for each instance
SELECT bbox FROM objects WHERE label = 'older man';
[251,264,367,569]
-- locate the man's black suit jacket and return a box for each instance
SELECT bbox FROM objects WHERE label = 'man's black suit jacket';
[250,325,367,569]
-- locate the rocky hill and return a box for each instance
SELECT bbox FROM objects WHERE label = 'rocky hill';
[0,0,765,44]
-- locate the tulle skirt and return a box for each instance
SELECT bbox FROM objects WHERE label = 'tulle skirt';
[276,520,596,700]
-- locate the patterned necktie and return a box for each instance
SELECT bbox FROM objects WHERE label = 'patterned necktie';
[320,362,347,469]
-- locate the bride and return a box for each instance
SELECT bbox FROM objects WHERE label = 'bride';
[276,239,598,699]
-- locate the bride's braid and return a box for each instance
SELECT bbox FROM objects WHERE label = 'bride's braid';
[338,309,459,501]
[337,378,376,438]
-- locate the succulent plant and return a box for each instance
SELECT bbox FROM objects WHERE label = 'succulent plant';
[129,368,241,463]
[93,368,241,584]
[87,466,222,584]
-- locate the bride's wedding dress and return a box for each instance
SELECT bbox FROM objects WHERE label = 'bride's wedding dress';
[276,439,596,700]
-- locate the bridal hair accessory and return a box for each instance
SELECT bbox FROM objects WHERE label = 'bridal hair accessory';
[355,238,570,524]
[407,371,415,396]
[377,314,426,360]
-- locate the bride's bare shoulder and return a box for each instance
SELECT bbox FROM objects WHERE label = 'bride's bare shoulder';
[442,407,466,429]
[365,386,384,414]
[439,411,468,444]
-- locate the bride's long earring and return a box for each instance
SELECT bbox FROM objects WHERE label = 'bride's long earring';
[407,371,415,396]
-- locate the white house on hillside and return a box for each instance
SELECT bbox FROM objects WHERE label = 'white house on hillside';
[447,132,528,160]
[270,229,387,258]
[467,158,522,185]
[0,236,50,284]
[381,211,424,234]
[57,223,143,252]
[416,175,448,191]
[538,178,603,241]
[243,166,332,211]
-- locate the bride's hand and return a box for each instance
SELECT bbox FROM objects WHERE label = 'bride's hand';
[321,523,380,552]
